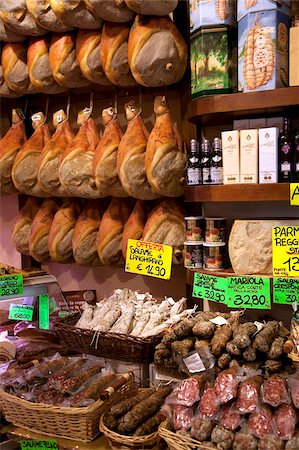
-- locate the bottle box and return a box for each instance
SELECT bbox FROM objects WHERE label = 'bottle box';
[237,0,291,22]
[240,129,258,183]
[189,0,236,34]
[191,26,237,98]
[258,127,279,183]
[290,26,299,86]
[238,10,290,93]
[221,130,240,184]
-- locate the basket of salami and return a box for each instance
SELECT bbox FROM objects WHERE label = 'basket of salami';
[55,289,187,363]
[0,354,134,442]
[99,385,173,450]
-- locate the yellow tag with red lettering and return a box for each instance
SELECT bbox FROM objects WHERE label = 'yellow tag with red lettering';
[290,184,299,206]
[125,239,173,280]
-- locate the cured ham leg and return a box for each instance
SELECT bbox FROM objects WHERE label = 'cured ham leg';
[145,96,186,197]
[59,109,102,198]
[97,197,131,265]
[121,200,150,258]
[72,200,102,266]
[12,196,41,255]
[0,109,26,194]
[12,112,51,197]
[93,107,127,198]
[38,109,74,197]
[118,101,159,200]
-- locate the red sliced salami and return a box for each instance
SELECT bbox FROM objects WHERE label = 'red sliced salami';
[248,406,273,439]
[199,387,219,418]
[214,367,239,404]
[274,404,296,440]
[262,375,289,407]
[172,405,194,430]
[177,378,200,407]
[220,404,242,431]
[236,376,263,414]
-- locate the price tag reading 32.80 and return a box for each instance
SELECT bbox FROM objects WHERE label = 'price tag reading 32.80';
[272,226,299,277]
[125,239,172,280]
[226,277,271,309]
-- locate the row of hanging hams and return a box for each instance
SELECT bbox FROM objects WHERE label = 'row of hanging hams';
[0,96,186,199]
[12,196,185,265]
[0,1,179,38]
[0,16,187,96]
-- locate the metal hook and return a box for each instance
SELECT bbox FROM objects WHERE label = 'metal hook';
[23,99,29,116]
[89,91,94,113]
[114,87,118,113]
[66,95,71,119]
[45,96,49,120]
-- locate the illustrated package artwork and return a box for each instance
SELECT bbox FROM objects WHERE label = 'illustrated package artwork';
[237,0,291,21]
[238,11,290,92]
[189,0,236,33]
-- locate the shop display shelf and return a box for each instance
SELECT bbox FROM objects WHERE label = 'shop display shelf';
[187,86,299,125]
[185,183,290,203]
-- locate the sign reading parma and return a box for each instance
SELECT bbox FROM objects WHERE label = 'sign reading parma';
[272,226,299,277]
[125,239,173,280]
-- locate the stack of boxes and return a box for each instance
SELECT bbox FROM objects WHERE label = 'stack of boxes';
[237,0,291,92]
[189,0,237,98]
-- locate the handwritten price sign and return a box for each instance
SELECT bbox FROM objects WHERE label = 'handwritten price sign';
[193,273,226,304]
[125,239,172,280]
[226,277,271,309]
[0,273,23,296]
[272,226,299,277]
[9,304,34,321]
[273,278,299,304]
[20,441,58,449]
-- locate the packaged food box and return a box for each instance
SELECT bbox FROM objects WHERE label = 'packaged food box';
[189,0,236,33]
[238,10,290,93]
[237,0,291,22]
[191,26,237,98]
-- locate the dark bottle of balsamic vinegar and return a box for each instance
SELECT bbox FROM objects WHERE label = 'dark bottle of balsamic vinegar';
[278,118,293,182]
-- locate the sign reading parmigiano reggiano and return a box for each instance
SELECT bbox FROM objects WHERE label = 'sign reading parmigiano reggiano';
[272,226,299,277]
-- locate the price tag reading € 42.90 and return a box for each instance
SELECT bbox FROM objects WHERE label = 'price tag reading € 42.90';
[125,239,173,280]
[0,273,23,297]
[273,278,299,305]
[272,226,299,277]
[193,273,226,304]
[226,276,271,309]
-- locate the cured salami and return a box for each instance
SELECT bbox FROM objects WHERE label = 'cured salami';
[274,404,296,440]
[177,378,200,407]
[248,406,273,439]
[214,366,239,404]
[199,387,219,418]
[219,404,242,431]
[233,426,258,450]
[172,405,194,430]
[236,376,263,414]
[258,436,284,450]
[262,375,289,407]
[191,417,214,441]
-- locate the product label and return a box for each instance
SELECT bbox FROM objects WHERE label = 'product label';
[296,163,299,171]
[9,304,34,321]
[20,441,58,449]
[39,294,50,330]
[0,274,23,297]
[187,168,201,185]
[125,239,172,280]
[226,277,271,309]
[272,226,299,277]
[281,162,291,171]
[273,278,299,304]
[183,352,205,373]
[282,144,291,155]
[210,167,223,184]
[202,168,211,184]
[290,184,299,206]
[193,273,226,304]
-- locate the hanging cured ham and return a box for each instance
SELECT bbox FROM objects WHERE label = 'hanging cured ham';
[0,109,26,195]
[100,22,136,87]
[28,37,65,94]
[12,196,41,255]
[50,0,102,29]
[125,0,178,15]
[26,0,73,32]
[59,108,102,198]
[0,17,25,42]
[0,60,20,98]
[145,96,186,197]
[48,199,81,263]
[97,197,131,265]
[2,42,35,94]
[121,200,149,258]
[128,15,187,87]
[76,30,110,86]
[142,199,185,264]
[49,33,90,88]
[12,112,51,197]
[84,0,134,23]
[117,101,158,200]
[93,107,127,198]
[29,198,59,262]
[72,200,102,266]
[38,109,74,197]
[0,0,47,36]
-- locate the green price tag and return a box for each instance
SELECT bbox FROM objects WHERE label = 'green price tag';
[9,304,34,321]
[273,278,299,304]
[226,276,271,309]
[0,274,23,296]
[39,294,49,330]
[20,440,58,449]
[193,273,227,304]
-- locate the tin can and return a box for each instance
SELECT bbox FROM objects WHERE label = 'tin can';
[184,241,203,268]
[203,242,226,270]
[185,216,205,241]
[205,217,227,242]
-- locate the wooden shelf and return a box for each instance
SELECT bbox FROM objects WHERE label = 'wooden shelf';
[185,183,290,203]
[187,87,299,125]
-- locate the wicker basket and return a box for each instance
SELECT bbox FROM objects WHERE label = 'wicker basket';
[159,420,213,450]
[55,313,160,363]
[0,375,133,443]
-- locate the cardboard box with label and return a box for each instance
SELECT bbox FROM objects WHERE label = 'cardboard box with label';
[240,129,258,183]
[222,130,240,184]
[259,127,279,183]
[189,0,236,33]
[237,0,290,22]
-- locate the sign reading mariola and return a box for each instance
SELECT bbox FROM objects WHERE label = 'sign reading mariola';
[272,226,299,277]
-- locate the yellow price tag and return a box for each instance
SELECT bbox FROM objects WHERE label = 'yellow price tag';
[290,184,299,206]
[272,226,299,277]
[125,239,172,280]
